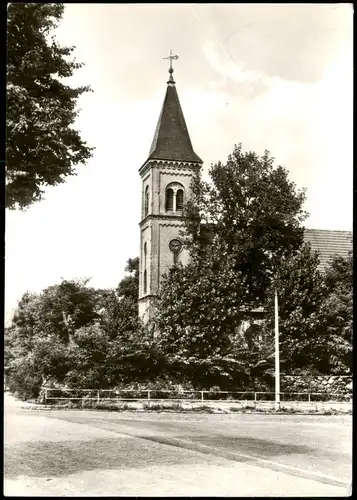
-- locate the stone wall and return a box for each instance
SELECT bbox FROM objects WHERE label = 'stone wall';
[280,375,352,396]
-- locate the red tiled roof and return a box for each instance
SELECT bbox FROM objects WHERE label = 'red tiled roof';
[147,82,203,164]
[304,229,352,271]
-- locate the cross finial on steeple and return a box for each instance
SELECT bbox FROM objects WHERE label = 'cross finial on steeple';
[163,50,179,85]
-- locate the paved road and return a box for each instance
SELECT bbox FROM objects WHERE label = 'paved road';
[4,393,352,496]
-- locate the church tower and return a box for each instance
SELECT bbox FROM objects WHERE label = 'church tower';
[138,54,203,323]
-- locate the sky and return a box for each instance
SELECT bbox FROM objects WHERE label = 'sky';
[5,3,353,321]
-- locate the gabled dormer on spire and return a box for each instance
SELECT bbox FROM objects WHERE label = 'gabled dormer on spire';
[146,56,202,164]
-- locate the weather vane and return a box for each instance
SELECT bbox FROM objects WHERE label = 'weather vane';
[163,49,179,71]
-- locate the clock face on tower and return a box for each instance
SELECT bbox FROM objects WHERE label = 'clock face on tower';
[169,239,182,254]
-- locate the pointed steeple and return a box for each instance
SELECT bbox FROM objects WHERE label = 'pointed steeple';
[147,55,202,164]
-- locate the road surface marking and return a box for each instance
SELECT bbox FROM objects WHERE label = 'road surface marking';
[136,434,349,488]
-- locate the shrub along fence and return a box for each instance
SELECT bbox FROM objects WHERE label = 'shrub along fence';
[41,388,352,410]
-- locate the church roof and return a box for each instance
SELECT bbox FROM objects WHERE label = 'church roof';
[146,68,203,164]
[304,228,352,271]
[200,225,352,272]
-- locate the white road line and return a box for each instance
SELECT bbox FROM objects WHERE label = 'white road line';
[212,446,348,484]
[151,435,349,487]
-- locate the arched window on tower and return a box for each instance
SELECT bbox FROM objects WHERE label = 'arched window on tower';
[144,186,149,217]
[143,269,147,294]
[165,183,185,213]
[176,189,184,211]
[165,188,174,211]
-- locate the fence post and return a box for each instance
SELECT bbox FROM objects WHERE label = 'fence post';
[44,388,47,406]
[97,390,100,404]
[148,390,151,408]
[254,392,257,409]
[308,392,311,403]
[201,391,204,405]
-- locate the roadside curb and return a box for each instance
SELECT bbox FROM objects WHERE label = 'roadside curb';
[20,406,352,415]
[20,405,53,410]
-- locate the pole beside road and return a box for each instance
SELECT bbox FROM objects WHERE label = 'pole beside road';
[275,286,280,410]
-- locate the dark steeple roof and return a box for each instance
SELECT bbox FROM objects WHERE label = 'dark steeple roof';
[147,66,203,164]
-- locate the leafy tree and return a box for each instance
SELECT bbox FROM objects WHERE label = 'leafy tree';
[183,144,308,308]
[64,324,112,388]
[155,144,309,388]
[104,327,164,387]
[8,292,42,349]
[105,257,140,339]
[5,295,43,398]
[96,258,162,387]
[5,279,104,397]
[6,3,93,210]
[59,259,155,388]
[31,334,73,384]
[258,247,352,377]
[317,252,353,374]
[4,259,143,397]
[35,278,102,343]
[155,241,247,388]
[5,350,43,399]
[263,243,327,374]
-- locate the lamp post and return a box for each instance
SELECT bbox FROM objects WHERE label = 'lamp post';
[267,250,280,411]
[274,286,280,410]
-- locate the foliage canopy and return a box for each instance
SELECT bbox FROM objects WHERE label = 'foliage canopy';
[7,3,93,210]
